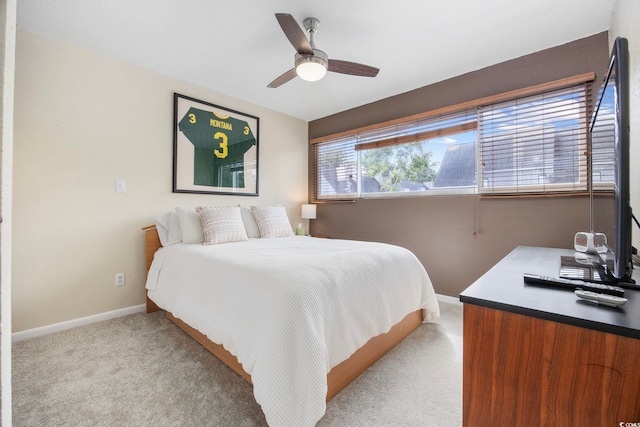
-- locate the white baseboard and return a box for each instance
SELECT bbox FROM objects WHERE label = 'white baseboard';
[12,304,146,342]
[13,295,459,342]
[436,293,462,306]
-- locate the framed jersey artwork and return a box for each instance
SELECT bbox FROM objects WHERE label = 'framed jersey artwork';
[173,93,259,196]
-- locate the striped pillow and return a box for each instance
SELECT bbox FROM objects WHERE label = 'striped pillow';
[196,206,248,245]
[251,206,294,238]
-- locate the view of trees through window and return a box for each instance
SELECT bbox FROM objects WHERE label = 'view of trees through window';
[360,132,477,194]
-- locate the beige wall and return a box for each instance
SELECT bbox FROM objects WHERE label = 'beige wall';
[309,33,611,297]
[610,0,640,252]
[1,0,16,424]
[13,31,308,332]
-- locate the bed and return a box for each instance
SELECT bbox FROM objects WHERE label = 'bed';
[143,206,439,427]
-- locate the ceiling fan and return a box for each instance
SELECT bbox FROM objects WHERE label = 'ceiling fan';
[267,13,380,88]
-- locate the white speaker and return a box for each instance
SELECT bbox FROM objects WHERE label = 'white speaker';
[574,232,608,254]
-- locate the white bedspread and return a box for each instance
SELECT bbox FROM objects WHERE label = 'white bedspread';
[146,236,439,427]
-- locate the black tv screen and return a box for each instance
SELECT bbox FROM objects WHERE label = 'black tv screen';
[589,37,633,283]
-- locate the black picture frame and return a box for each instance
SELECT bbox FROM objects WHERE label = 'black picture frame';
[173,93,259,196]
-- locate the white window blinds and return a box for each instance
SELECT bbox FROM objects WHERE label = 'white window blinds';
[479,83,591,194]
[313,136,358,200]
[311,74,595,200]
[590,79,616,190]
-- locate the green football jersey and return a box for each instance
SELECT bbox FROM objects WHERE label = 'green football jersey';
[178,107,256,188]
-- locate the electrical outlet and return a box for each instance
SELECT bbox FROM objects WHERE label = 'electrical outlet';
[115,273,125,287]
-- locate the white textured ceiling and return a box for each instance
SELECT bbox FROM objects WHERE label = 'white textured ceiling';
[17,0,616,122]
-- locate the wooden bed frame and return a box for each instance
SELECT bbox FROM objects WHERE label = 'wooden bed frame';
[143,225,423,401]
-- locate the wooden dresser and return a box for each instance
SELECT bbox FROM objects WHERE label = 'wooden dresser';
[459,246,640,427]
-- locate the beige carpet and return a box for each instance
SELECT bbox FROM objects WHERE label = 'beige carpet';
[13,301,462,426]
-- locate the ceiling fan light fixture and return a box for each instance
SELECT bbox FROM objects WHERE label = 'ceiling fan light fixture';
[295,51,328,82]
[296,61,326,81]
[268,14,379,88]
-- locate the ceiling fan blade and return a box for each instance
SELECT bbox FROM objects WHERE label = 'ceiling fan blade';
[328,60,379,77]
[275,13,313,55]
[267,68,298,88]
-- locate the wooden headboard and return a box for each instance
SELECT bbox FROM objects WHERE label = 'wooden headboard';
[142,224,162,313]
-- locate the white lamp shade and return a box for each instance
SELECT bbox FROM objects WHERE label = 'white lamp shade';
[301,204,317,220]
[296,60,327,82]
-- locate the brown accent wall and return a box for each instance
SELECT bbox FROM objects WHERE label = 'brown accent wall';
[308,32,610,297]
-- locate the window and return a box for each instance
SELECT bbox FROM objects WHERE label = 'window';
[479,85,589,194]
[590,79,616,190]
[312,75,596,200]
[314,112,478,199]
[356,112,478,196]
[316,136,358,199]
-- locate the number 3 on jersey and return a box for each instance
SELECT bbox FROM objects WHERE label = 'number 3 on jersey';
[213,132,228,159]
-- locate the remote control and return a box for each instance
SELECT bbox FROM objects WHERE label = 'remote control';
[523,273,625,297]
[575,290,627,307]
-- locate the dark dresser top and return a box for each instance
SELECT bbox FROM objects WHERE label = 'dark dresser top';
[459,246,640,339]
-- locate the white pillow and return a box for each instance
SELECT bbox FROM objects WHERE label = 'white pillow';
[196,206,248,245]
[155,214,170,246]
[155,211,182,246]
[175,206,204,244]
[251,206,294,238]
[241,205,261,238]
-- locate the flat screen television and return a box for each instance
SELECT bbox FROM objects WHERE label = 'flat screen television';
[589,36,635,285]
